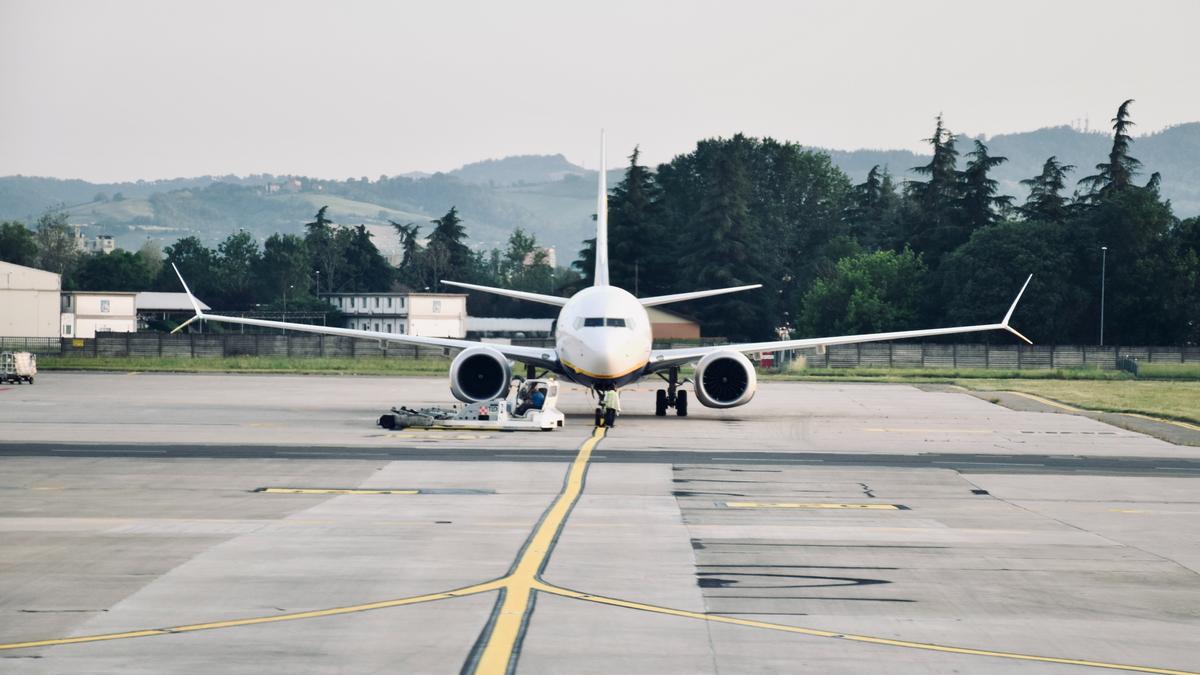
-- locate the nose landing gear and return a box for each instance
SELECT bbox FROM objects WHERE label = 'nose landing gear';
[655,367,688,417]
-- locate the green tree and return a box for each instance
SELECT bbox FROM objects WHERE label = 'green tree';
[939,220,1090,343]
[75,250,153,291]
[607,147,666,295]
[304,206,347,293]
[340,225,392,292]
[390,220,424,288]
[33,210,79,282]
[572,236,596,287]
[157,236,217,298]
[1019,157,1075,222]
[847,166,901,251]
[903,115,963,263]
[1080,99,1142,197]
[256,234,312,302]
[797,248,927,336]
[678,139,764,340]
[216,230,262,308]
[0,221,38,267]
[957,140,1012,231]
[427,206,473,286]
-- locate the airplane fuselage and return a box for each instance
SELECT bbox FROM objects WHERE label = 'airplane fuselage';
[554,285,652,390]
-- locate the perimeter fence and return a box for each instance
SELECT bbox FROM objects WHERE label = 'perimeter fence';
[2,334,1197,370]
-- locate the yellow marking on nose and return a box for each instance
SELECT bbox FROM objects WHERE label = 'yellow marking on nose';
[724,502,904,510]
[258,488,420,495]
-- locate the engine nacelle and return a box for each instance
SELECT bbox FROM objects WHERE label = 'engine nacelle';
[694,350,757,409]
[449,347,512,403]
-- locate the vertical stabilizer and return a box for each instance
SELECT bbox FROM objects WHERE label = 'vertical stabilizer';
[594,130,610,286]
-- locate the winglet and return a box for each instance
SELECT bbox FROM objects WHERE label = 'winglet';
[1001,274,1033,344]
[171,263,205,334]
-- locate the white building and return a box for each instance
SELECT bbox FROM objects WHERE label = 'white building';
[0,261,61,338]
[61,291,138,338]
[72,226,116,255]
[320,292,467,337]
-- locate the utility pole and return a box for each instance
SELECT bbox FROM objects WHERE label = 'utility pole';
[1099,246,1107,346]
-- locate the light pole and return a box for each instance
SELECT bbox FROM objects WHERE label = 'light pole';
[1099,246,1107,346]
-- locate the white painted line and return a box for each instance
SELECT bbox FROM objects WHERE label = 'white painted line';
[711,457,824,463]
[932,461,1043,467]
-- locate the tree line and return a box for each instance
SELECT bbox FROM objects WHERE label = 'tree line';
[2,98,1196,344]
[589,99,1198,345]
[0,203,564,324]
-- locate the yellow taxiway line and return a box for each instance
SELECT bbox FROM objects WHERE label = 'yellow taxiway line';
[469,426,606,675]
[0,584,500,652]
[538,585,1200,675]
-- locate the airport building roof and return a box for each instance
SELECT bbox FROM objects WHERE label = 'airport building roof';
[135,292,210,312]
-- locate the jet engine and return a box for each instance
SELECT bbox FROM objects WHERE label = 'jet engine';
[694,350,757,408]
[449,347,512,403]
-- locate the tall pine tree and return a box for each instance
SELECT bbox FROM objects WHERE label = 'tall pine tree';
[1019,157,1075,222]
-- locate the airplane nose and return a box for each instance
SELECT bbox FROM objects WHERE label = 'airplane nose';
[580,330,633,376]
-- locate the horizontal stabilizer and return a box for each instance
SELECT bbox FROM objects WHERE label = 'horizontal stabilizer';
[639,284,762,307]
[441,280,569,306]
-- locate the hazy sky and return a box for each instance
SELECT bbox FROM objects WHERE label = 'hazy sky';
[2,0,1198,182]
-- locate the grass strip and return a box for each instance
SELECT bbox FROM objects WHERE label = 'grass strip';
[39,356,451,376]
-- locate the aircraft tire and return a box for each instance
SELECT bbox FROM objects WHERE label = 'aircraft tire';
[655,389,668,416]
[676,390,688,416]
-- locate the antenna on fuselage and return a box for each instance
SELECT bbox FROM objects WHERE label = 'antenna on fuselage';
[594,129,610,287]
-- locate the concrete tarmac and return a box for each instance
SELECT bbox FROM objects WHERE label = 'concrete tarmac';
[0,373,1198,674]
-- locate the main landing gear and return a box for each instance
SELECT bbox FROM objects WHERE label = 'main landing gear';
[655,367,688,417]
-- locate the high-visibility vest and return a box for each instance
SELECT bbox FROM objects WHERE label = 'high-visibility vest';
[603,390,621,412]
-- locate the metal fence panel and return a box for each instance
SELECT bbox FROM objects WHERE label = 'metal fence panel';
[858,343,891,367]
[160,335,193,357]
[128,334,160,358]
[956,344,987,368]
[988,345,1019,369]
[1185,347,1200,363]
[224,334,257,356]
[1148,346,1182,363]
[891,343,922,367]
[1020,345,1053,369]
[1119,346,1150,362]
[191,335,224,358]
[1084,346,1116,369]
[827,344,858,368]
[267,335,289,356]
[96,335,128,357]
[1052,345,1084,368]
[923,344,955,368]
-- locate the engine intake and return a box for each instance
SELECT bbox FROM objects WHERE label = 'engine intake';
[694,350,757,408]
[450,347,512,403]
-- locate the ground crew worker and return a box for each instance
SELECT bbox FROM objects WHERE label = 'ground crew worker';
[601,389,621,428]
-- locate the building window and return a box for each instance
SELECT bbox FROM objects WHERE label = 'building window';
[374,297,379,308]
[375,323,380,331]
[386,323,392,333]
[432,300,442,313]
[387,298,392,308]
[401,297,405,308]
[64,324,72,336]
[100,300,110,313]
[350,297,355,308]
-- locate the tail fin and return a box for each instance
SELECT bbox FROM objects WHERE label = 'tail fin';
[594,130,609,287]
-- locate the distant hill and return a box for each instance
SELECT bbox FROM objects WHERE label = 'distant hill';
[2,122,1197,265]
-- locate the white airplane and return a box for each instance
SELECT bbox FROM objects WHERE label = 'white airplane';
[173,134,1032,416]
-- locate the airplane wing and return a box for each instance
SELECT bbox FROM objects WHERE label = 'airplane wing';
[638,284,762,307]
[646,275,1033,373]
[170,265,559,370]
[440,280,569,306]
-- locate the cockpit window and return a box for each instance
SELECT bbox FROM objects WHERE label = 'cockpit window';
[583,317,604,327]
[606,318,626,327]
